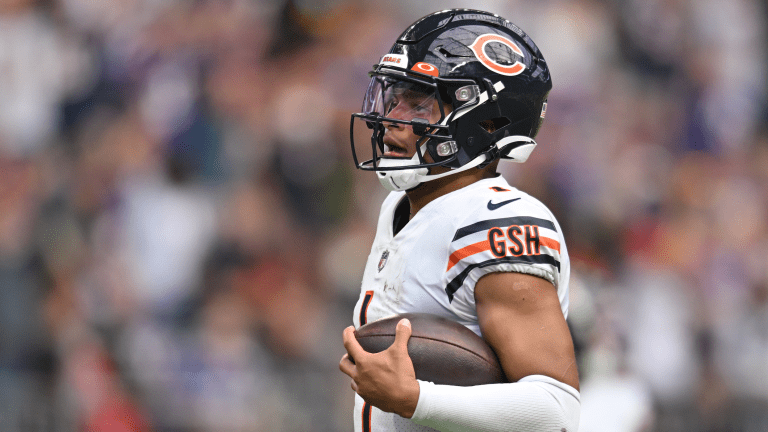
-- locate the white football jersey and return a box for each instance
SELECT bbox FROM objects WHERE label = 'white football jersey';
[351,175,570,432]
[353,176,570,432]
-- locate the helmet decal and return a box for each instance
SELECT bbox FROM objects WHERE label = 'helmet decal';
[468,34,526,76]
[411,62,439,77]
[380,53,408,68]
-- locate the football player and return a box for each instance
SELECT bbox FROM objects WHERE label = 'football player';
[339,9,580,432]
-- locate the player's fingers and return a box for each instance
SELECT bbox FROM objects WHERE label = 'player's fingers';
[392,318,412,352]
[340,352,352,365]
[350,379,359,393]
[339,353,357,378]
[342,326,368,359]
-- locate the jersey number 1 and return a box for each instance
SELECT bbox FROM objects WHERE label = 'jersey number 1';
[359,291,374,430]
[362,401,372,432]
[359,290,374,326]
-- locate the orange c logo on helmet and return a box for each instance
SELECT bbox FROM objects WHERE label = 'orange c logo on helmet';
[411,62,439,77]
[469,34,526,76]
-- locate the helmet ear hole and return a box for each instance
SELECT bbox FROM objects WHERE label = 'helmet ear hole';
[478,117,510,133]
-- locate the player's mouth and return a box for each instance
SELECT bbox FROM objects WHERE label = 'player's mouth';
[383,141,410,157]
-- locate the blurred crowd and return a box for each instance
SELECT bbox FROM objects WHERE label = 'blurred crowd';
[0,0,766,430]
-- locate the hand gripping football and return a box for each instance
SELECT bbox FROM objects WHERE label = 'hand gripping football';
[354,313,506,386]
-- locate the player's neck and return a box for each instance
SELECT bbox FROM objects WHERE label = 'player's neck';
[406,167,496,219]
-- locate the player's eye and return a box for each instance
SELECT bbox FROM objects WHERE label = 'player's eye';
[413,102,430,112]
[384,97,399,114]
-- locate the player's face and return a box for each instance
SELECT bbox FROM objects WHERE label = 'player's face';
[380,82,450,160]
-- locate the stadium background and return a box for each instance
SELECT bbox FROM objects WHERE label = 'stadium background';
[0,0,766,430]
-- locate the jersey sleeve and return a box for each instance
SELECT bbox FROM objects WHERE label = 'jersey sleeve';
[443,200,564,306]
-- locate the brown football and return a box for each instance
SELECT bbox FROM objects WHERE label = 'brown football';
[353,313,505,386]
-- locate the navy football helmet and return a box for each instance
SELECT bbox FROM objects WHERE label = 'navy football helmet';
[350,9,552,191]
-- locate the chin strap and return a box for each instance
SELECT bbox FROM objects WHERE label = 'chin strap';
[376,136,537,192]
[416,152,490,182]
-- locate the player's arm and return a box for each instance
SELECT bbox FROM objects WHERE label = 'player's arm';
[475,271,579,390]
[408,271,580,432]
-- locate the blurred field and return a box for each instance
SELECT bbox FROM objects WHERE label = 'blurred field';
[0,0,766,431]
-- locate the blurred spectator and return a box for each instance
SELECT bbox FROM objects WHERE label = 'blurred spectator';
[0,0,95,155]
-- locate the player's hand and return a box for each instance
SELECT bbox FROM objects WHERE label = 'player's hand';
[339,318,420,419]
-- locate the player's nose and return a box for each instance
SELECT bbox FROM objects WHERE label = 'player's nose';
[383,117,405,130]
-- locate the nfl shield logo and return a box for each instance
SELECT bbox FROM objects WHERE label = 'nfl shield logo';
[378,250,389,272]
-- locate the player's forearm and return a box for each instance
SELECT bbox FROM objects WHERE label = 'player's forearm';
[410,375,580,432]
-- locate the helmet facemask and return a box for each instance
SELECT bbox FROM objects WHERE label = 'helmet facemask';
[351,67,484,175]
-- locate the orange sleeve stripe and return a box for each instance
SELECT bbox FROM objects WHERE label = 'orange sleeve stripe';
[540,237,561,253]
[447,239,491,271]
